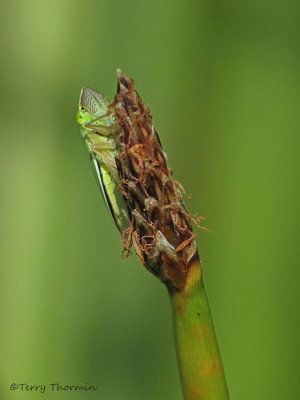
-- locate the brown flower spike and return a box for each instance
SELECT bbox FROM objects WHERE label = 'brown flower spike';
[109,70,199,290]
[78,71,229,399]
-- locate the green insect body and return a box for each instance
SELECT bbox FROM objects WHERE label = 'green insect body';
[76,87,127,233]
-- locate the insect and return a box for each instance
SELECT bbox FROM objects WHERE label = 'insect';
[76,87,128,233]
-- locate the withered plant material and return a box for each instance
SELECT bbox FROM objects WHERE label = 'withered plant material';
[109,70,199,290]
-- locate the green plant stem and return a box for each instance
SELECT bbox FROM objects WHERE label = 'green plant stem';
[169,256,229,400]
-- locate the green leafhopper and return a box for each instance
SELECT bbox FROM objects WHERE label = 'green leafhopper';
[76,87,128,233]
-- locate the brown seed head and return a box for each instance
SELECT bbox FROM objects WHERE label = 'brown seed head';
[109,70,199,290]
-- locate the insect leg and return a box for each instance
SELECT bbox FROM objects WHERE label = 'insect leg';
[88,123,120,136]
[84,112,120,136]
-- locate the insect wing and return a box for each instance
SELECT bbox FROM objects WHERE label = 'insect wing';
[88,151,122,233]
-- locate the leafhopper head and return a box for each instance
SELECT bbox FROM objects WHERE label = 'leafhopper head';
[76,87,109,131]
[79,87,107,116]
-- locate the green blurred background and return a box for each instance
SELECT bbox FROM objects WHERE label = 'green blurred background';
[0,1,299,399]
